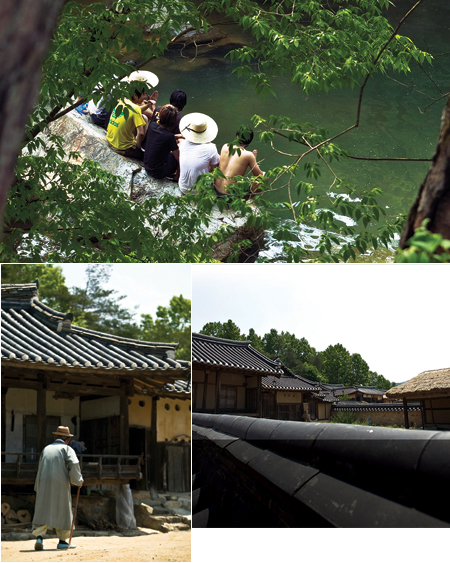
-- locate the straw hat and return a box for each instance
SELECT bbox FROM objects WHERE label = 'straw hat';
[179,113,218,144]
[121,70,159,88]
[52,426,73,438]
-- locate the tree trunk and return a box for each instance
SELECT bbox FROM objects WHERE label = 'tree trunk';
[400,97,450,248]
[0,0,66,228]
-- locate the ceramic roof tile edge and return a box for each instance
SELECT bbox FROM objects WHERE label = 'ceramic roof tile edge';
[192,332,284,375]
[262,374,318,391]
[2,285,190,374]
[2,283,180,352]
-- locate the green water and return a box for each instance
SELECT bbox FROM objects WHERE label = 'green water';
[144,1,450,236]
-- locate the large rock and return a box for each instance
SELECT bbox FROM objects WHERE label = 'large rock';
[36,111,263,261]
[134,503,170,533]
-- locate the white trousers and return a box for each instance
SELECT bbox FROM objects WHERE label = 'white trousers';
[32,524,70,541]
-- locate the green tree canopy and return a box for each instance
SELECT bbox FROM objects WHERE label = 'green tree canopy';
[139,295,191,360]
[2,0,442,262]
[199,319,396,387]
[1,264,76,312]
[200,319,245,341]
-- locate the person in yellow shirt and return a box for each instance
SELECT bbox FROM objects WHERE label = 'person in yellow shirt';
[106,71,158,161]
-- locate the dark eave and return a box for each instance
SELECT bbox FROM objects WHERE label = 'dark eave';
[192,332,284,377]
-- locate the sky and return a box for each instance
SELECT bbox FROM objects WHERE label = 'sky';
[192,263,449,384]
[58,264,191,322]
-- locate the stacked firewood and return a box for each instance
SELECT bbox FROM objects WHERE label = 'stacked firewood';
[77,506,116,531]
[2,503,31,529]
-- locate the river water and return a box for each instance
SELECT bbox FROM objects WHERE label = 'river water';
[142,0,449,259]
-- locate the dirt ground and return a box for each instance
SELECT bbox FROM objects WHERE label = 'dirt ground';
[1,530,191,562]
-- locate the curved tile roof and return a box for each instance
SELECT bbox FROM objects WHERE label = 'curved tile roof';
[192,333,284,376]
[262,374,317,391]
[1,284,190,379]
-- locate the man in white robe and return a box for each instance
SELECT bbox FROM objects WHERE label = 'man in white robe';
[32,426,84,550]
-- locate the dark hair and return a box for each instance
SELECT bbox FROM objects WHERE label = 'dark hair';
[236,126,254,147]
[159,104,178,130]
[132,88,145,100]
[169,90,187,112]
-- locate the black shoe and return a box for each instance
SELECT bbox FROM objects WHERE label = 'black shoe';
[34,536,43,550]
[57,540,69,549]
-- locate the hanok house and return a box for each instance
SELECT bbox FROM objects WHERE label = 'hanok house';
[192,332,284,416]
[334,385,387,403]
[1,283,191,493]
[386,367,450,430]
[261,369,334,421]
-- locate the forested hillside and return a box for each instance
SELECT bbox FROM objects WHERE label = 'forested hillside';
[200,319,395,388]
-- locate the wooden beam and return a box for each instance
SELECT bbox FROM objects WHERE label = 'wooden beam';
[1,388,7,462]
[403,398,409,429]
[257,376,262,418]
[119,392,129,456]
[202,371,209,411]
[2,361,189,380]
[215,370,221,414]
[150,396,158,494]
[36,385,47,454]
[1,378,42,391]
[144,427,151,490]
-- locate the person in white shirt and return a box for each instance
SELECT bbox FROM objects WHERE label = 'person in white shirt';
[178,113,220,194]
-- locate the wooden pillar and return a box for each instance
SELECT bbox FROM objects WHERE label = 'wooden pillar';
[149,395,158,494]
[202,371,209,412]
[403,398,409,429]
[215,370,221,414]
[2,387,7,461]
[36,385,47,454]
[257,377,262,418]
[420,400,426,429]
[144,427,151,490]
[119,391,129,456]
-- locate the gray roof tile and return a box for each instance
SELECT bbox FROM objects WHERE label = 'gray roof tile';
[192,333,284,375]
[1,283,190,395]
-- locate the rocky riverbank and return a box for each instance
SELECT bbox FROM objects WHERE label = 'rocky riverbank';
[33,110,263,262]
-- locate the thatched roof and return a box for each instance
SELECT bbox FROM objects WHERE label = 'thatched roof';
[386,368,450,399]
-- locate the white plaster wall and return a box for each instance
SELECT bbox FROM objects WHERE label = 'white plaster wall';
[157,399,191,442]
[192,369,206,382]
[222,372,245,386]
[129,395,152,427]
[4,389,80,461]
[237,387,245,409]
[246,376,258,388]
[277,391,303,404]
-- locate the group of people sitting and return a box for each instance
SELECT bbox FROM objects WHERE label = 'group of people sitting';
[86,70,265,197]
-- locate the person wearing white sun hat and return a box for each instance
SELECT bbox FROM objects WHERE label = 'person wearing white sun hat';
[178,112,220,194]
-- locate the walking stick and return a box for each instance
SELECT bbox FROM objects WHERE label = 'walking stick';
[68,485,81,548]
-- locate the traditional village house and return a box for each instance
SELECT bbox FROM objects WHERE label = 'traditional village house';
[262,367,334,421]
[192,333,284,415]
[1,283,191,493]
[386,367,450,430]
[334,385,387,403]
[192,333,333,420]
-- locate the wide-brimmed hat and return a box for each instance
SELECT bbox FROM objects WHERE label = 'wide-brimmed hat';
[121,70,159,88]
[179,113,218,144]
[52,426,73,438]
